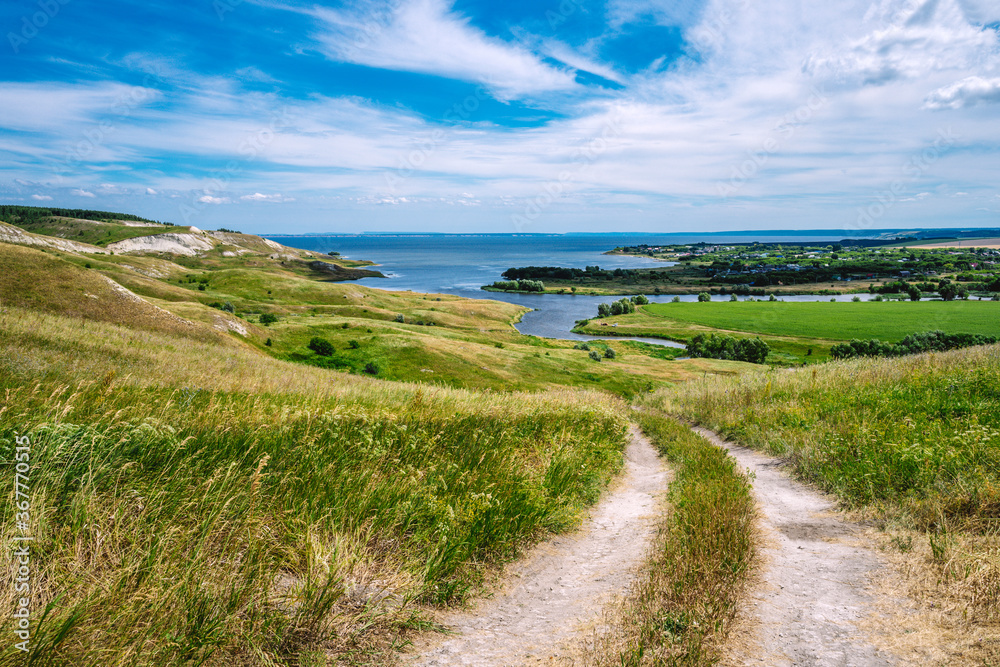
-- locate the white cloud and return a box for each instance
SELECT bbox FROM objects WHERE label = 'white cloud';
[197,195,229,204]
[146,187,158,195]
[311,0,576,100]
[31,194,53,201]
[804,0,998,86]
[606,0,704,29]
[540,41,625,84]
[924,76,1000,108]
[71,188,96,198]
[241,192,294,202]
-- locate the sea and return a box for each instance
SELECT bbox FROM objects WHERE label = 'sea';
[265,233,878,347]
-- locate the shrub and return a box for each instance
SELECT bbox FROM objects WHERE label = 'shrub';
[830,330,999,360]
[394,314,405,323]
[363,361,380,375]
[671,296,681,303]
[768,294,777,302]
[341,322,350,329]
[730,294,738,302]
[588,350,602,362]
[222,302,235,313]
[259,313,278,326]
[686,333,769,364]
[84,262,91,269]
[603,348,616,359]
[307,337,335,357]
[697,292,711,302]
[348,340,360,349]
[198,284,206,291]
[264,338,272,347]
[208,302,223,310]
[597,303,611,318]
[574,342,591,351]
[631,294,649,305]
[851,296,861,302]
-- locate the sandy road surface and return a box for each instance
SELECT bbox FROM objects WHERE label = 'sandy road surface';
[404,426,669,666]
[694,428,896,667]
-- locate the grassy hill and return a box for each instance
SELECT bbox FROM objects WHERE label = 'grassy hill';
[3,214,998,665]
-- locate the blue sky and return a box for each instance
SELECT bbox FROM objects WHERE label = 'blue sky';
[1,0,998,234]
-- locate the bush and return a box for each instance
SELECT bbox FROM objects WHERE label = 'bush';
[671,296,681,303]
[631,294,649,305]
[198,284,206,291]
[697,292,711,302]
[597,303,611,318]
[488,279,544,292]
[348,340,360,349]
[573,342,591,351]
[307,337,335,357]
[588,350,602,362]
[363,361,380,375]
[394,314,405,323]
[342,322,350,329]
[259,313,278,326]
[768,294,777,302]
[830,330,999,360]
[730,294,738,302]
[603,348,616,359]
[222,302,235,313]
[265,338,272,347]
[851,296,861,302]
[686,334,769,364]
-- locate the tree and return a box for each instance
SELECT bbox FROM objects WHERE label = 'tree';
[588,350,602,361]
[597,303,611,318]
[697,292,711,302]
[632,294,649,305]
[604,347,616,359]
[906,285,922,301]
[308,337,334,357]
[259,313,278,326]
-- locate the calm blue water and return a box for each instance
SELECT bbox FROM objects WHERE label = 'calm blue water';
[266,234,875,347]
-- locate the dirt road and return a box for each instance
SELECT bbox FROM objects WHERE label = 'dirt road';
[404,426,669,666]
[694,428,896,666]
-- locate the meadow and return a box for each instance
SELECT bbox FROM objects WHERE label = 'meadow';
[0,302,630,665]
[642,300,1000,341]
[576,300,1000,364]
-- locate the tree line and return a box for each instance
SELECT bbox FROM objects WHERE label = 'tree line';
[831,331,999,360]
[0,205,165,226]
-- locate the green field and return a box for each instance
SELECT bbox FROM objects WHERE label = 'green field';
[644,300,1000,341]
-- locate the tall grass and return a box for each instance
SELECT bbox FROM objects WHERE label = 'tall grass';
[640,345,1000,628]
[589,411,757,666]
[0,307,629,665]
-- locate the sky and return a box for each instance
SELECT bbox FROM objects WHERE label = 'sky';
[0,0,998,235]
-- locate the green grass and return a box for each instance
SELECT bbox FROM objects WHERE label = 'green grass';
[1,242,750,397]
[9,215,174,246]
[643,300,1000,341]
[590,411,757,665]
[641,345,1000,637]
[0,307,630,665]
